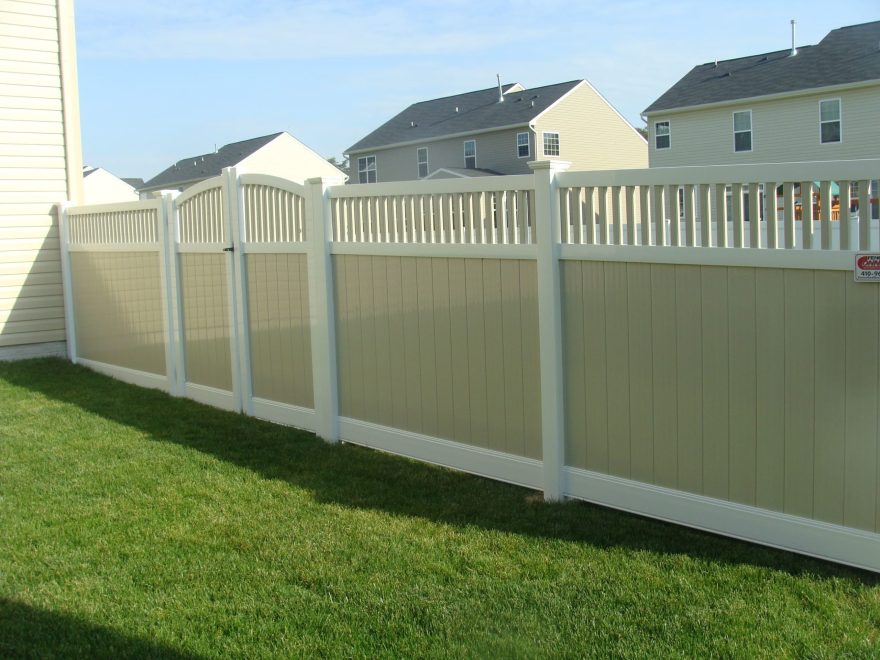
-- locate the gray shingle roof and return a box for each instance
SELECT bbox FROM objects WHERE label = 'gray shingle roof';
[122,177,144,188]
[644,20,880,114]
[140,133,283,191]
[346,81,582,153]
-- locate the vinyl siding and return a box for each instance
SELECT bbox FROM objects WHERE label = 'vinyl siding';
[647,84,880,167]
[0,0,81,354]
[533,82,648,170]
[350,126,533,182]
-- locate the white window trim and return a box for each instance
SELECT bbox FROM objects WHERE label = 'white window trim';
[654,121,671,150]
[542,130,560,157]
[417,147,429,179]
[516,131,530,159]
[732,109,753,153]
[819,97,842,145]
[463,139,476,169]
[357,155,377,183]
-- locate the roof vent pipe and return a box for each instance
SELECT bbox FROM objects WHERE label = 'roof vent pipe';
[790,19,797,56]
[496,74,504,103]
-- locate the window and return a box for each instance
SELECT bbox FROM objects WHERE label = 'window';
[464,139,476,169]
[543,131,560,157]
[516,132,530,158]
[357,155,377,183]
[733,110,752,152]
[417,147,429,178]
[655,121,670,149]
[820,99,841,144]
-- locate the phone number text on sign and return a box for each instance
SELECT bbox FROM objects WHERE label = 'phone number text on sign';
[855,254,880,282]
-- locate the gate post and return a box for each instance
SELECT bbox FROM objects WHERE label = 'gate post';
[529,160,570,501]
[305,176,345,442]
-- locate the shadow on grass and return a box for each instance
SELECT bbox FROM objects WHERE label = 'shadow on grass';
[0,597,200,660]
[3,358,877,584]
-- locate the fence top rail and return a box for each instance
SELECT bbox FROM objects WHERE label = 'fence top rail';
[556,158,880,188]
[329,173,535,199]
[175,174,225,205]
[67,198,162,216]
[239,173,306,197]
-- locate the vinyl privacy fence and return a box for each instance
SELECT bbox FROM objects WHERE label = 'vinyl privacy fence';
[60,160,880,572]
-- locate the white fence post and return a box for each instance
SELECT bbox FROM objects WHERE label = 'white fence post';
[530,160,570,501]
[305,176,345,442]
[225,167,254,415]
[165,192,187,397]
[156,193,177,391]
[57,202,77,363]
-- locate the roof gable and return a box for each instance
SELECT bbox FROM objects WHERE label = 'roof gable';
[346,80,583,153]
[644,20,880,114]
[141,132,283,190]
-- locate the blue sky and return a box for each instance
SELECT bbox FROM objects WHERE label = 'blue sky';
[75,0,879,180]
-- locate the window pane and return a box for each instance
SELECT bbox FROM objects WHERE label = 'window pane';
[820,100,840,121]
[543,132,559,156]
[464,140,475,157]
[734,131,752,152]
[656,134,670,149]
[733,111,751,131]
[465,156,476,169]
[821,121,841,143]
[517,133,528,146]
[655,121,670,136]
[419,163,428,178]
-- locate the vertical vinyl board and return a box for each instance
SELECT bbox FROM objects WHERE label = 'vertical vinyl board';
[844,279,879,532]
[432,258,456,442]
[358,256,379,424]
[674,265,703,494]
[385,257,410,430]
[754,269,786,512]
[333,257,351,418]
[812,271,846,526]
[627,263,654,484]
[416,258,438,438]
[500,260,526,457]
[519,262,542,460]
[700,266,729,501]
[464,259,489,449]
[347,256,366,422]
[401,258,423,433]
[372,256,394,427]
[247,255,267,400]
[727,267,757,507]
[448,259,472,443]
[783,269,815,520]
[482,259,507,452]
[181,254,231,391]
[583,261,609,473]
[562,261,588,468]
[604,262,631,477]
[297,255,314,407]
[267,255,283,403]
[650,264,678,489]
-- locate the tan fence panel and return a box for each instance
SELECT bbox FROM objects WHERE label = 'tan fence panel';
[334,254,541,459]
[246,253,313,408]
[179,253,232,391]
[70,251,165,375]
[563,260,880,533]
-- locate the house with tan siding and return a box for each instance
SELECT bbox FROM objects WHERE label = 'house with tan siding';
[345,80,647,183]
[0,0,82,359]
[644,20,880,168]
[139,132,346,196]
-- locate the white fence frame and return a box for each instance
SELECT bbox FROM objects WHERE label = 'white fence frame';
[59,159,880,573]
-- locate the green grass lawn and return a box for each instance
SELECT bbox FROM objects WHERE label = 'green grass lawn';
[1,358,878,658]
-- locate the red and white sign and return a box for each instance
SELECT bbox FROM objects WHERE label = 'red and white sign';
[855,254,880,281]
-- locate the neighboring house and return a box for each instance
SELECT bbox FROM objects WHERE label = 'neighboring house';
[345,80,647,183]
[139,132,346,195]
[644,20,880,167]
[82,166,140,203]
[0,0,82,359]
